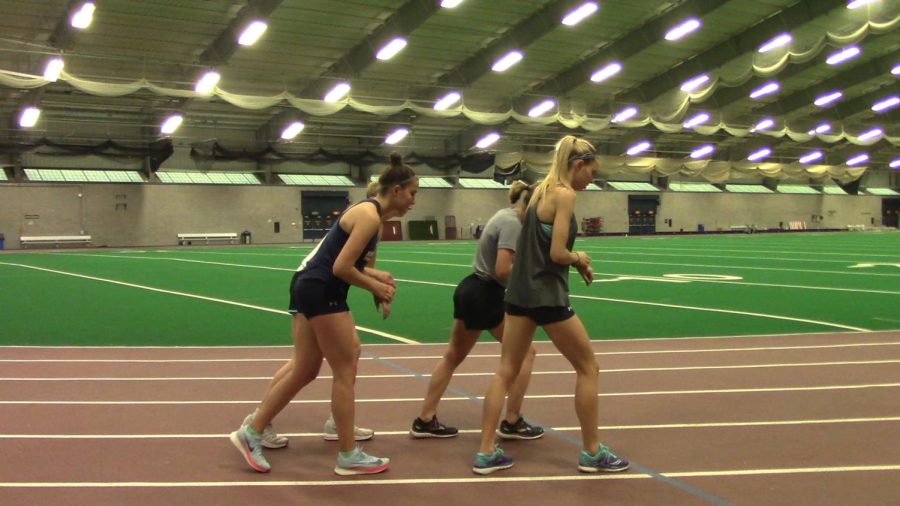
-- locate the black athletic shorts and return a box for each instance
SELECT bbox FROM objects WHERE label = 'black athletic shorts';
[453,273,506,331]
[505,302,575,326]
[288,271,350,318]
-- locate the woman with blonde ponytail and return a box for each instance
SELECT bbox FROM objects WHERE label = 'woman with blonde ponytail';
[410,181,543,440]
[474,135,629,475]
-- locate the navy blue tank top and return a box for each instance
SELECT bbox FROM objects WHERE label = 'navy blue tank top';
[295,199,381,288]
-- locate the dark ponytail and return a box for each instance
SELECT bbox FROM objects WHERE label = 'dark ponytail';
[378,152,417,195]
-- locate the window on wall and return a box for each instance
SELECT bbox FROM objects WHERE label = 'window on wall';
[584,183,603,191]
[725,184,773,194]
[778,185,821,194]
[822,186,848,195]
[668,182,721,192]
[24,168,143,183]
[371,175,452,188]
[280,174,354,186]
[156,171,260,184]
[865,188,900,196]
[608,181,658,191]
[458,178,508,189]
[0,169,8,181]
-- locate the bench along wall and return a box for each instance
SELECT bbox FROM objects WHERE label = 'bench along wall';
[0,183,887,249]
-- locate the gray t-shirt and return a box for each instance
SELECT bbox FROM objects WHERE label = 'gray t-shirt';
[473,207,521,287]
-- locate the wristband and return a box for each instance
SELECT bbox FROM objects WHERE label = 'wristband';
[572,252,581,266]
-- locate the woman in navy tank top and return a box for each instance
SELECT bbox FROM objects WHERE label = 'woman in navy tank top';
[231,153,418,476]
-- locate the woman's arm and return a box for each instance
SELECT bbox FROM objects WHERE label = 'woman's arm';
[548,189,592,268]
[333,206,395,302]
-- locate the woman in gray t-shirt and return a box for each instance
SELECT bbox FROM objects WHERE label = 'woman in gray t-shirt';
[474,135,630,475]
[410,181,543,440]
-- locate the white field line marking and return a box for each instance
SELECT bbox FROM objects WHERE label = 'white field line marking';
[3,342,899,363]
[577,245,900,259]
[2,465,899,488]
[0,262,417,345]
[5,416,900,439]
[2,382,899,404]
[388,252,900,278]
[4,359,899,381]
[51,253,892,328]
[568,294,870,332]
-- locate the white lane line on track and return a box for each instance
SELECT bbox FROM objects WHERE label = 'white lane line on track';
[2,341,899,363]
[2,382,898,404]
[3,359,899,381]
[4,416,899,439]
[1,465,899,488]
[0,262,418,345]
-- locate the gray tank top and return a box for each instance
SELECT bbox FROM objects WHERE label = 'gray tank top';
[505,204,577,308]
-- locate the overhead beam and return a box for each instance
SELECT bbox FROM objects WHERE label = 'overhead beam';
[298,0,441,99]
[529,0,730,98]
[619,0,846,104]
[198,0,284,66]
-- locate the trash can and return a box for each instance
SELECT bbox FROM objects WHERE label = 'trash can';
[0,233,4,250]
[240,230,251,245]
[697,224,705,233]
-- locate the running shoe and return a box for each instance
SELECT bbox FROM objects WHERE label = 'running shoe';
[334,446,390,476]
[577,444,630,473]
[324,414,375,441]
[410,415,459,438]
[473,445,515,475]
[242,413,288,449]
[229,425,271,473]
[497,416,544,440]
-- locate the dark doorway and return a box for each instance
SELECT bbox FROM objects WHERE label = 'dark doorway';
[883,197,900,228]
[628,195,659,235]
[301,191,349,240]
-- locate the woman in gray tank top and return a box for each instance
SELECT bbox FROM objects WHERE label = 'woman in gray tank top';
[473,135,630,475]
[410,181,543,441]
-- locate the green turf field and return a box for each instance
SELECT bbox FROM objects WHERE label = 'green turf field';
[1,231,898,346]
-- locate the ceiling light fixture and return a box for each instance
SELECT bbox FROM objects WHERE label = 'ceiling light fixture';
[799,151,824,164]
[280,121,305,140]
[680,74,710,92]
[814,91,843,107]
[747,147,771,162]
[238,20,268,46]
[752,118,775,132]
[19,106,41,128]
[376,37,408,61]
[825,46,860,65]
[385,128,409,145]
[590,62,622,83]
[324,82,351,103]
[683,112,710,129]
[528,99,556,117]
[194,71,221,95]
[476,132,501,149]
[492,50,523,72]
[626,141,651,156]
[871,96,899,113]
[562,2,599,26]
[43,57,64,82]
[612,106,638,123]
[857,127,883,142]
[665,18,701,41]
[690,145,715,159]
[847,0,878,9]
[160,114,183,135]
[890,158,900,169]
[810,123,832,135]
[441,0,464,7]
[846,153,868,166]
[758,33,792,53]
[749,81,780,99]
[433,91,462,111]
[70,2,95,29]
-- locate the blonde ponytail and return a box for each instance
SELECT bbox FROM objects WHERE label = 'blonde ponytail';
[529,135,596,206]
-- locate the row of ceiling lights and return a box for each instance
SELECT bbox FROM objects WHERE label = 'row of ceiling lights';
[14,0,897,167]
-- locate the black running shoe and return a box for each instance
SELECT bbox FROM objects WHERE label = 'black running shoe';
[410,415,459,438]
[497,416,544,440]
